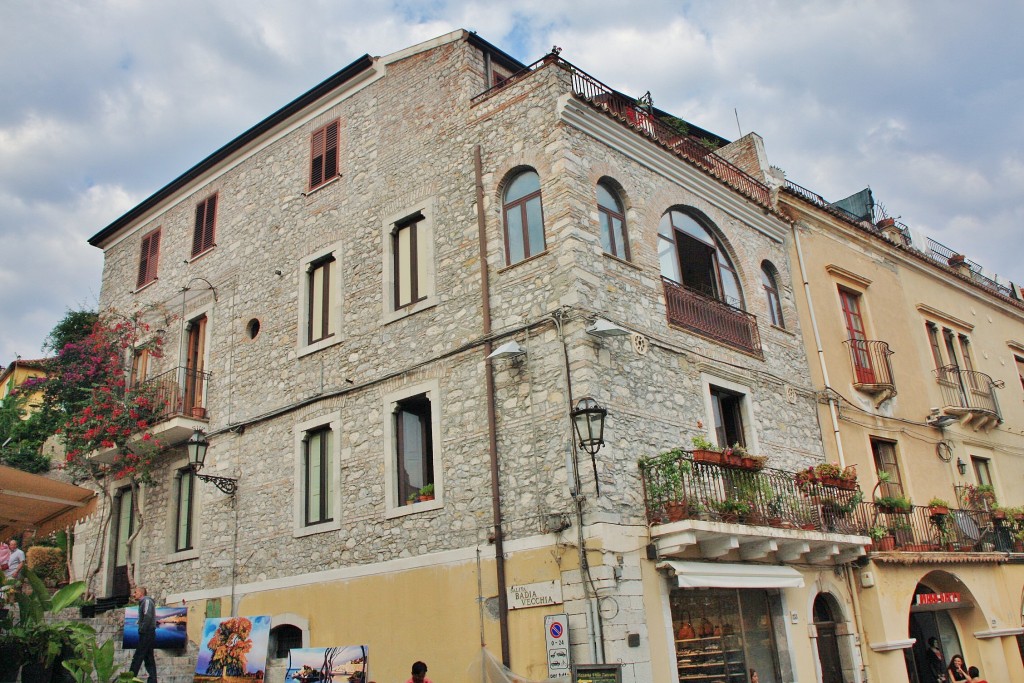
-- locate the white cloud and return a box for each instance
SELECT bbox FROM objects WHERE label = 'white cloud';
[1,0,1023,361]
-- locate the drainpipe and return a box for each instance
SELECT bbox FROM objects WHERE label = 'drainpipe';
[792,223,846,467]
[552,309,604,664]
[474,145,511,667]
[844,565,871,683]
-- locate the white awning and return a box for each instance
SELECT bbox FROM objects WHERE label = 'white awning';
[658,561,805,589]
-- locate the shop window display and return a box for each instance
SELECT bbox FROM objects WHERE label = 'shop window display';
[672,588,788,683]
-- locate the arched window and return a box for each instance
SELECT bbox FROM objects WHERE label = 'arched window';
[268,624,303,659]
[760,261,784,327]
[597,182,629,260]
[657,209,743,308]
[503,170,545,265]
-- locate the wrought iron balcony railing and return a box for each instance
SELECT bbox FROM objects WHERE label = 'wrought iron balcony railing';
[141,366,211,422]
[638,450,858,532]
[843,339,896,395]
[638,450,1024,553]
[662,278,762,356]
[934,365,1001,421]
[861,503,1021,553]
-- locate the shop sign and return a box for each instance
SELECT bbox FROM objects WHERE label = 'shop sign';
[915,592,960,605]
[573,663,621,683]
[508,580,563,610]
[545,613,570,679]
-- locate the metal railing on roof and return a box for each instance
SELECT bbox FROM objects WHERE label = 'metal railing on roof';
[473,54,772,209]
[783,180,1016,300]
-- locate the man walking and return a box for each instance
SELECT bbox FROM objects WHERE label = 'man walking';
[130,586,158,683]
[4,540,25,581]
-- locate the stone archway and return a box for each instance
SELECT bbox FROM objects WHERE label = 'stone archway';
[811,591,858,683]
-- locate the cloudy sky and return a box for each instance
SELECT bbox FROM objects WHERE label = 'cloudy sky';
[2,1,1022,363]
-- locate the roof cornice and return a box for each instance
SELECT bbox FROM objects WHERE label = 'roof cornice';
[88,53,376,248]
[558,95,788,244]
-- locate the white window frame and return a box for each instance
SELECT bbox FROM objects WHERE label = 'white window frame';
[382,199,436,323]
[165,456,200,563]
[297,242,343,356]
[384,379,443,518]
[292,412,342,537]
[699,372,759,453]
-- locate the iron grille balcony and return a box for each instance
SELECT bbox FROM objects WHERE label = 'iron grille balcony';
[638,452,1023,554]
[141,366,211,422]
[662,278,762,356]
[934,365,1001,423]
[639,450,862,532]
[843,339,896,399]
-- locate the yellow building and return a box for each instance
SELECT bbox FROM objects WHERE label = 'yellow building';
[776,179,1024,683]
[0,358,48,416]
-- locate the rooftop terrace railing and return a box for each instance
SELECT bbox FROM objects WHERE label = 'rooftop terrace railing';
[783,180,1016,300]
[473,54,772,209]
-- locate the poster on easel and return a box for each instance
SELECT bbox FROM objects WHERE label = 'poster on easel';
[123,605,188,649]
[193,615,271,682]
[287,646,369,683]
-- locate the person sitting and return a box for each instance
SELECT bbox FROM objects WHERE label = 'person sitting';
[967,666,987,683]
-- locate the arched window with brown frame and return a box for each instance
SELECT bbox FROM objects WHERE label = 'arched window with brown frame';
[597,180,629,260]
[657,208,744,309]
[502,169,545,265]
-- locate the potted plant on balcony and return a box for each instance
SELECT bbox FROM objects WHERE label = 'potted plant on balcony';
[928,497,951,518]
[868,524,895,552]
[795,467,816,490]
[690,435,723,465]
[838,465,858,490]
[813,462,845,488]
[1013,529,1024,554]
[992,506,1008,521]
[639,449,691,523]
[962,483,997,511]
[714,498,751,524]
[875,495,912,514]
[721,443,747,468]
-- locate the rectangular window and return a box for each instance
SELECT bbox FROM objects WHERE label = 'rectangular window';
[136,228,161,288]
[303,427,334,526]
[971,457,992,486]
[191,194,217,256]
[307,256,336,344]
[393,213,426,310]
[395,394,433,505]
[1015,356,1024,393]
[309,120,339,190]
[839,288,875,383]
[710,386,745,448]
[174,468,194,552]
[130,349,150,388]
[871,439,904,498]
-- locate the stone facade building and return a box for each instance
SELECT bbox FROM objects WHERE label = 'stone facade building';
[77,29,1024,683]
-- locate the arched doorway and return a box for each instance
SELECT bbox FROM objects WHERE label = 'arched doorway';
[908,582,966,683]
[813,593,845,683]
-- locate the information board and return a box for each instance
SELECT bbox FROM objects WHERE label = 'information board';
[573,663,621,683]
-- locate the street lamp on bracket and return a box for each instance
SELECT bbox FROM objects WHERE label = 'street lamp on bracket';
[570,396,608,495]
[186,428,238,495]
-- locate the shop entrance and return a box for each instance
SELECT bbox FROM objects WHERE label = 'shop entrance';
[907,583,965,683]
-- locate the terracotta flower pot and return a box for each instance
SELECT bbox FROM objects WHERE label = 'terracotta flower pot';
[874,536,896,551]
[692,449,722,465]
[929,506,949,517]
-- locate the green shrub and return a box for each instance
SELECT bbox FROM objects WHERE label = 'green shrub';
[26,545,66,587]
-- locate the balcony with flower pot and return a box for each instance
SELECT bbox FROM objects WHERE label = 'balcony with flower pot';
[89,366,211,463]
[638,446,868,566]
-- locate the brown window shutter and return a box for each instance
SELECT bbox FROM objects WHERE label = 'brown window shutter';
[147,229,161,282]
[192,202,206,255]
[310,128,325,189]
[324,121,339,182]
[202,195,217,252]
[137,234,152,288]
